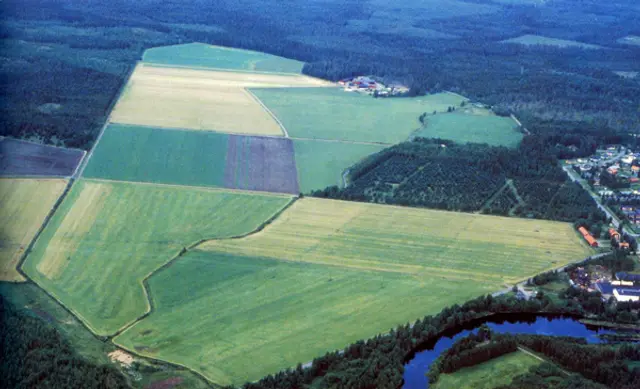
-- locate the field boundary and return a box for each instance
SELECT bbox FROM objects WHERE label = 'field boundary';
[244,88,290,137]
[110,196,299,338]
[76,62,138,179]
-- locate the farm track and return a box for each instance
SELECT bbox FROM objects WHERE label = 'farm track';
[244,88,290,137]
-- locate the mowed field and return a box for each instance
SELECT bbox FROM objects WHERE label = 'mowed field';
[250,87,466,144]
[143,42,305,73]
[414,112,522,147]
[293,139,386,192]
[430,350,542,389]
[22,179,292,335]
[501,34,602,49]
[114,198,590,385]
[83,124,300,194]
[0,178,67,281]
[109,64,331,135]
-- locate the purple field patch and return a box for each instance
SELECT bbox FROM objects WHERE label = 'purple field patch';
[224,135,299,194]
[0,138,85,177]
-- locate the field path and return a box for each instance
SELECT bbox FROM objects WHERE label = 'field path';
[243,88,290,137]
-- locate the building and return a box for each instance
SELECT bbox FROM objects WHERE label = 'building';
[613,287,640,302]
[616,272,640,283]
[578,227,599,247]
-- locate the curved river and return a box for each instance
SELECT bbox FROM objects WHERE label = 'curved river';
[402,314,637,389]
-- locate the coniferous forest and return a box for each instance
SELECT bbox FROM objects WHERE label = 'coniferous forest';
[2,0,640,148]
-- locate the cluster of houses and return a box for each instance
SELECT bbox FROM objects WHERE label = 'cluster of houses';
[338,76,409,97]
[595,272,640,302]
[572,266,640,302]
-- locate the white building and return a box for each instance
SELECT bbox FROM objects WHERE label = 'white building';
[613,287,640,302]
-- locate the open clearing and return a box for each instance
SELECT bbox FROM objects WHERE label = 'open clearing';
[22,179,292,335]
[430,350,542,389]
[83,124,299,194]
[501,35,602,49]
[414,112,522,147]
[0,178,67,281]
[250,88,466,144]
[143,42,305,73]
[109,63,331,135]
[618,36,640,46]
[0,138,84,177]
[114,198,589,385]
[293,139,386,193]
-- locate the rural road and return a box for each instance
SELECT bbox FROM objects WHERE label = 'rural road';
[561,165,636,236]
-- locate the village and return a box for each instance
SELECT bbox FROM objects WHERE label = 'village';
[338,76,410,97]
[566,145,640,231]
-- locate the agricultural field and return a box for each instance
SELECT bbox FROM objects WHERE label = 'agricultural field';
[143,42,305,73]
[113,198,590,385]
[109,63,330,135]
[293,139,385,193]
[115,252,497,386]
[224,135,299,194]
[22,179,292,335]
[201,198,590,282]
[414,112,522,147]
[83,124,300,194]
[501,34,603,49]
[430,350,542,389]
[0,178,67,281]
[250,88,466,144]
[0,138,85,177]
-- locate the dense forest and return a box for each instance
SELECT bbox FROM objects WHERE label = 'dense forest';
[0,296,131,389]
[312,136,608,227]
[1,0,640,148]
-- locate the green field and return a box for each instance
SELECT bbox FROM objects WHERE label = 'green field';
[293,139,386,192]
[83,124,229,188]
[22,179,291,335]
[501,34,602,49]
[115,252,497,386]
[113,198,589,385]
[142,42,304,73]
[430,350,542,389]
[414,112,522,147]
[251,87,466,144]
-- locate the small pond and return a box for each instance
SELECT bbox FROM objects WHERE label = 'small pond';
[403,313,638,389]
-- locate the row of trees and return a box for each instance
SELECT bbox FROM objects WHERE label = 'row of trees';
[312,136,608,226]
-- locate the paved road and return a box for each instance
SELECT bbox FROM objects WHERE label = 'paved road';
[562,165,627,232]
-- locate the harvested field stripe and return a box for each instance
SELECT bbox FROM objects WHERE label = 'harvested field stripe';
[82,178,294,198]
[244,88,288,137]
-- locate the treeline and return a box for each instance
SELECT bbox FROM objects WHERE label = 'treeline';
[430,329,640,389]
[312,136,607,226]
[0,295,131,389]
[509,335,640,389]
[497,362,608,389]
[427,325,517,383]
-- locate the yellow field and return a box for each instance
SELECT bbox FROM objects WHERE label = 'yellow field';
[110,64,333,135]
[0,178,67,281]
[202,198,591,285]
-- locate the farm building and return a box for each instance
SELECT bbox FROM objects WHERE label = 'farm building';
[578,226,598,247]
[616,272,640,283]
[613,287,640,302]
